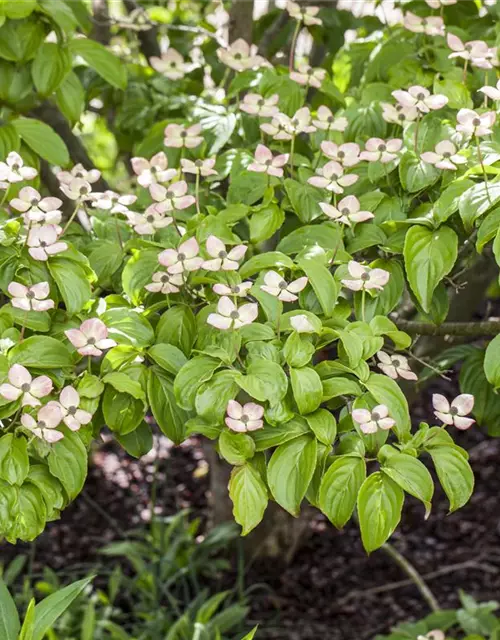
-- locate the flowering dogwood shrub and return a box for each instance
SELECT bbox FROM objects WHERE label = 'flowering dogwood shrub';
[1,0,500,552]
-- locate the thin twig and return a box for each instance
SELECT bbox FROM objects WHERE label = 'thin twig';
[380,542,440,612]
[397,319,500,336]
[338,558,498,606]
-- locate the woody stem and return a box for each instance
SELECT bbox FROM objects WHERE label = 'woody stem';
[476,134,491,204]
[195,171,201,215]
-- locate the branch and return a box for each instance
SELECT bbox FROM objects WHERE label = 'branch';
[381,542,440,612]
[122,0,161,59]
[91,0,111,44]
[396,319,500,337]
[30,102,110,192]
[258,11,290,57]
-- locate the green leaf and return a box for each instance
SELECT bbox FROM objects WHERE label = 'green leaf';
[26,464,63,517]
[268,435,317,516]
[122,249,159,305]
[219,430,256,465]
[252,416,310,451]
[15,484,46,542]
[290,367,323,415]
[236,359,288,403]
[319,455,366,528]
[55,71,85,125]
[427,446,474,512]
[32,43,71,96]
[284,178,323,223]
[0,435,28,486]
[116,422,153,458]
[459,182,500,232]
[147,367,189,444]
[227,171,268,206]
[357,471,404,553]
[0,124,20,161]
[229,463,268,535]
[156,306,195,356]
[47,429,87,500]
[3,0,36,18]
[70,38,127,90]
[87,240,122,285]
[321,376,363,400]
[283,331,315,368]
[239,251,294,279]
[334,329,363,368]
[12,118,69,166]
[399,152,440,193]
[48,258,91,315]
[484,334,500,390]
[433,179,475,225]
[249,204,284,244]
[364,372,411,440]
[460,349,500,435]
[277,224,343,256]
[102,308,154,348]
[32,577,94,640]
[103,372,146,401]
[304,409,337,446]
[382,452,434,517]
[18,599,35,640]
[404,225,458,313]
[0,578,20,640]
[174,355,221,410]
[147,343,187,376]
[9,336,73,369]
[195,369,241,423]
[0,18,45,62]
[298,257,338,317]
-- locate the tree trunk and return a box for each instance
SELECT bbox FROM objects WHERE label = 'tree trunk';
[228,0,254,44]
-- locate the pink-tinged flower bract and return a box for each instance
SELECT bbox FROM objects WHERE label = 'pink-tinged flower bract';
[248,144,289,177]
[0,364,53,407]
[203,236,247,271]
[260,271,308,302]
[341,261,390,291]
[377,351,417,381]
[27,225,68,261]
[352,405,396,434]
[131,152,177,187]
[319,195,373,226]
[225,400,264,432]
[8,281,54,312]
[21,404,64,443]
[420,141,466,171]
[158,237,204,274]
[432,394,475,430]
[55,386,93,431]
[207,296,258,330]
[164,123,203,149]
[65,318,117,357]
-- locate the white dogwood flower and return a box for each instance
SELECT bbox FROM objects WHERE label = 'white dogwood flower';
[287,1,322,26]
[150,181,196,211]
[240,93,280,117]
[225,400,264,432]
[181,158,218,177]
[0,152,37,187]
[432,394,475,430]
[53,386,92,431]
[57,163,100,184]
[10,187,62,226]
[479,79,500,101]
[290,64,326,89]
[0,364,52,407]
[27,225,67,261]
[216,38,267,72]
[321,141,360,167]
[360,138,402,164]
[207,296,258,330]
[260,114,293,141]
[341,261,390,291]
[213,282,253,297]
[59,178,93,201]
[392,86,448,113]
[319,195,374,226]
[150,49,188,80]
[403,12,444,36]
[446,34,488,62]
[131,152,177,187]
[158,237,204,274]
[352,405,396,434]
[308,161,358,193]
[312,106,348,131]
[203,236,247,271]
[8,281,54,312]
[381,102,418,126]
[21,404,64,443]
[128,206,172,235]
[145,271,184,294]
[260,271,308,302]
[92,191,137,214]
[456,109,496,137]
[248,144,289,177]
[164,123,203,149]
[377,351,417,381]
[65,318,117,357]
[420,141,466,171]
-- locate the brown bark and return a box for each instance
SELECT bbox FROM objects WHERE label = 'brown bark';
[228,0,254,44]
[30,102,110,193]
[91,0,111,44]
